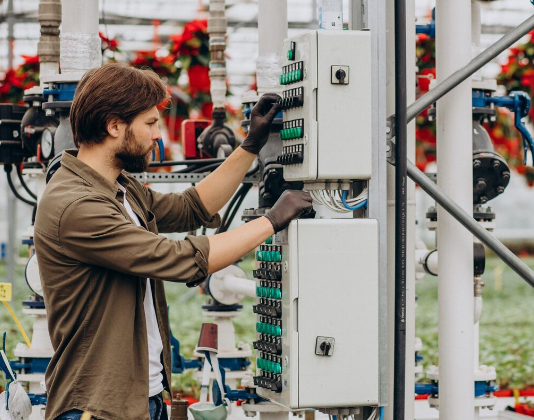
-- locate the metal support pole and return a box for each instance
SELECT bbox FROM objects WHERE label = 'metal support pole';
[436,3,474,417]
[60,0,101,74]
[6,0,16,285]
[349,0,365,30]
[406,160,534,286]
[256,0,287,96]
[393,0,407,418]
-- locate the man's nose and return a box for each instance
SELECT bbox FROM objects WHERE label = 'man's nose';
[152,126,162,141]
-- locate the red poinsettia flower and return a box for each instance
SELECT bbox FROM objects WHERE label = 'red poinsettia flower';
[188,64,210,95]
[99,32,119,52]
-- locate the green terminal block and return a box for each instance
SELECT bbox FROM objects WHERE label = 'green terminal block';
[287,49,294,60]
[280,127,303,141]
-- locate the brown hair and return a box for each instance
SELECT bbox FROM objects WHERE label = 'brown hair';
[70,63,170,147]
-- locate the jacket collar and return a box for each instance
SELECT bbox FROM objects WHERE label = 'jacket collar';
[61,149,131,198]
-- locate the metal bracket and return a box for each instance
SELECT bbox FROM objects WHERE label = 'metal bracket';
[386,138,395,165]
[386,115,396,139]
[131,172,261,184]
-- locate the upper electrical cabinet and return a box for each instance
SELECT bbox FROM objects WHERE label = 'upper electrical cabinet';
[278,30,372,183]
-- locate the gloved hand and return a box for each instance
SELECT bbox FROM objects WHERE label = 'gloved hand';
[265,190,314,233]
[241,93,281,155]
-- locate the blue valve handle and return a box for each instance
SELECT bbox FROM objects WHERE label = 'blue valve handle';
[151,139,165,163]
[485,91,534,165]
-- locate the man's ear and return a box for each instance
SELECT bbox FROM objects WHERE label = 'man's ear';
[107,117,124,139]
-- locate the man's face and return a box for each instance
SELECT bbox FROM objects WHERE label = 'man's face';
[113,107,161,173]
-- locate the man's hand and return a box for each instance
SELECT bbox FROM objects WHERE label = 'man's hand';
[241,93,281,155]
[265,190,314,233]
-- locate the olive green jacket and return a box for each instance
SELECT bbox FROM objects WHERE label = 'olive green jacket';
[34,150,220,420]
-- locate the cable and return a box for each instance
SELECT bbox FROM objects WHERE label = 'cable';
[16,164,37,200]
[2,301,31,348]
[309,188,368,213]
[365,408,378,420]
[189,163,223,173]
[379,407,384,420]
[149,158,227,168]
[5,165,37,206]
[218,186,245,233]
[341,191,367,210]
[222,184,251,232]
[217,184,251,233]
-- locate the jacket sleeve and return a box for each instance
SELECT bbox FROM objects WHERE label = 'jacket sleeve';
[140,183,221,233]
[58,195,210,285]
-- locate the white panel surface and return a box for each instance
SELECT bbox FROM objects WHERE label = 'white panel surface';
[279,30,372,182]
[255,219,380,409]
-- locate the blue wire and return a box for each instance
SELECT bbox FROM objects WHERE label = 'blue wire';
[333,416,337,420]
[379,407,384,420]
[341,190,368,211]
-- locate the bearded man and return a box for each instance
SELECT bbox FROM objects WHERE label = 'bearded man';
[34,63,312,420]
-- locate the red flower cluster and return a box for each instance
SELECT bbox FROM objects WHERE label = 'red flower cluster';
[0,55,39,104]
[99,32,119,52]
[170,20,208,57]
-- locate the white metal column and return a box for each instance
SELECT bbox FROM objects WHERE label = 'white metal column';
[256,0,287,96]
[60,0,101,74]
[436,1,474,419]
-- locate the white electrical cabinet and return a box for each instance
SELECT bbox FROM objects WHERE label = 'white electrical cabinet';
[252,219,380,409]
[277,30,372,182]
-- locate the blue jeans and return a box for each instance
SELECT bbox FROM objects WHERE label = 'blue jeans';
[55,394,167,420]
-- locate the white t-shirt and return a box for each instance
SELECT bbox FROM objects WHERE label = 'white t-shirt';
[117,183,164,397]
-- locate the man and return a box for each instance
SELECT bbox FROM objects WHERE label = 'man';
[34,63,312,420]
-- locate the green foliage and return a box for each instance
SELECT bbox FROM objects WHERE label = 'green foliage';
[2,254,534,394]
[416,257,534,389]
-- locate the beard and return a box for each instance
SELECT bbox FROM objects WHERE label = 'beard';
[114,127,153,173]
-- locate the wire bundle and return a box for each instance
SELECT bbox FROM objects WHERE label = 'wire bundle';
[309,187,368,213]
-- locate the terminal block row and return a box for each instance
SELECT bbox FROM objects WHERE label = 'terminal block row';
[280,119,304,140]
[254,372,282,393]
[254,335,282,355]
[278,87,304,110]
[253,298,282,318]
[254,237,285,395]
[277,144,304,165]
[280,61,304,85]
[256,285,281,299]
[253,262,282,281]
[257,354,282,374]
[256,244,282,262]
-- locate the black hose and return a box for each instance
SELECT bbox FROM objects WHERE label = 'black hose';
[189,163,222,173]
[217,184,249,234]
[219,184,252,233]
[5,165,37,207]
[16,164,37,200]
[149,158,226,168]
[394,0,407,417]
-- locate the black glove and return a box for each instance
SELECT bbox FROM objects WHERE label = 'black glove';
[265,190,314,233]
[241,93,281,155]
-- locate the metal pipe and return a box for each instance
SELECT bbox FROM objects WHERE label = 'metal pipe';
[38,0,61,81]
[5,0,15,286]
[256,0,287,95]
[388,13,534,130]
[60,0,101,73]
[348,0,365,30]
[436,1,474,414]
[222,275,256,298]
[407,160,534,286]
[208,0,227,109]
[394,0,407,418]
